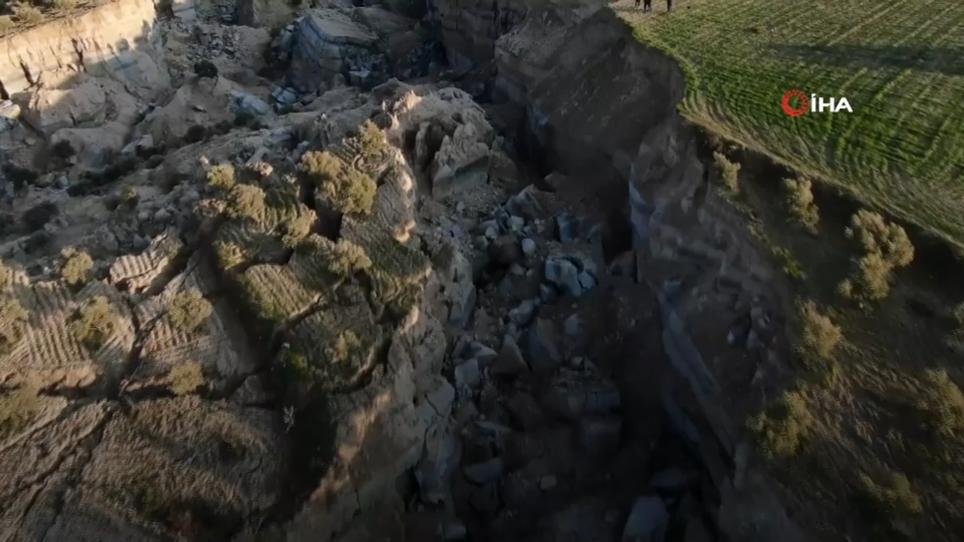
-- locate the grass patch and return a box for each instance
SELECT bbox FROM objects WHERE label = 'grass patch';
[620,0,964,249]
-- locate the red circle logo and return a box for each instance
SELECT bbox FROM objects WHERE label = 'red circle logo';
[781,89,809,117]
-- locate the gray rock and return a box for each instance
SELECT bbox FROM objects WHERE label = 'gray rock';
[463,457,504,485]
[556,214,580,242]
[448,284,476,329]
[465,342,498,366]
[521,237,537,257]
[415,426,461,505]
[454,358,482,392]
[563,314,583,337]
[526,318,563,372]
[509,300,536,326]
[230,90,270,117]
[544,256,583,297]
[508,215,525,232]
[505,185,546,219]
[491,335,528,377]
[539,283,557,304]
[622,496,668,542]
[577,271,597,291]
[153,208,172,223]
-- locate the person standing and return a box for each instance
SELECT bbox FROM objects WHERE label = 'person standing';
[643,0,652,12]
[667,0,672,11]
[634,0,641,8]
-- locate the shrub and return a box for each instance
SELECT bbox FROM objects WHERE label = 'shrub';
[325,330,365,365]
[839,210,914,302]
[915,369,964,438]
[280,211,315,248]
[168,362,205,395]
[12,3,43,25]
[0,16,15,34]
[799,301,842,359]
[300,150,376,216]
[60,248,94,288]
[68,296,117,351]
[299,150,342,182]
[226,184,266,221]
[300,237,372,278]
[357,120,387,160]
[0,297,28,355]
[782,176,819,233]
[322,168,376,216]
[23,202,58,231]
[858,470,922,517]
[206,163,236,191]
[214,240,246,270]
[167,289,213,333]
[772,246,807,281]
[846,210,915,267]
[0,383,40,438]
[283,349,313,382]
[118,186,139,207]
[713,151,741,194]
[748,390,813,458]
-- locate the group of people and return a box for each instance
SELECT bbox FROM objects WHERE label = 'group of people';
[634,0,672,12]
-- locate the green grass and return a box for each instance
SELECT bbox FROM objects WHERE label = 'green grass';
[617,0,964,248]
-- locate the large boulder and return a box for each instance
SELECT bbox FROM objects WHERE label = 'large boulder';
[288,9,385,93]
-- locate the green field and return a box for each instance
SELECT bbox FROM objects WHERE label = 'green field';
[616,0,964,248]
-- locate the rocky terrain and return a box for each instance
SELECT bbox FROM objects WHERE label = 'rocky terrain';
[1,1,807,541]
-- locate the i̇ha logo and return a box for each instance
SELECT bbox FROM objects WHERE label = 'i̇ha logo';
[781,89,853,117]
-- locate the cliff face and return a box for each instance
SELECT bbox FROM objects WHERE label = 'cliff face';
[0,0,168,98]
[426,0,529,70]
[427,2,803,539]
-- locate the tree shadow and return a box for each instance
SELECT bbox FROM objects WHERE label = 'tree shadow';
[770,44,964,76]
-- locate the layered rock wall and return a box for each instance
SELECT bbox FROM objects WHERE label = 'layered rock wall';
[0,0,167,97]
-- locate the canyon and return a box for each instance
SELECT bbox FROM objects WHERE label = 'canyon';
[0,1,806,540]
